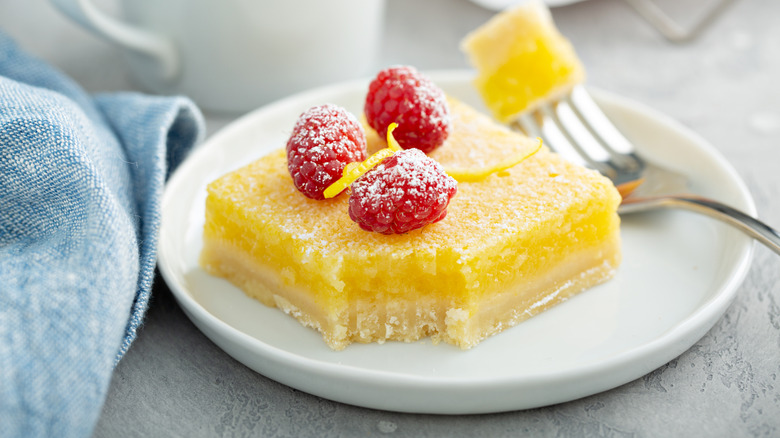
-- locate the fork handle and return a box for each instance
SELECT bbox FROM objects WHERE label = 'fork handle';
[619,195,780,255]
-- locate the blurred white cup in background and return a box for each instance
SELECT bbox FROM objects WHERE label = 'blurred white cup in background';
[49,0,386,113]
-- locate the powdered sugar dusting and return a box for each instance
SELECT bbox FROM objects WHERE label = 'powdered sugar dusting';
[406,68,451,130]
[365,65,451,153]
[348,149,458,234]
[286,104,367,199]
[289,103,366,163]
[355,149,450,202]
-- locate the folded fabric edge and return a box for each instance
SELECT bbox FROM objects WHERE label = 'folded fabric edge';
[93,92,205,364]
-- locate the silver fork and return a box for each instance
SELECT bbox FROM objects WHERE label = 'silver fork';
[513,85,780,256]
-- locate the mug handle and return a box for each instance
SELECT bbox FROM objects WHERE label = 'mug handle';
[49,0,179,80]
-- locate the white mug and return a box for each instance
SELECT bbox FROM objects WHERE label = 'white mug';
[49,0,386,113]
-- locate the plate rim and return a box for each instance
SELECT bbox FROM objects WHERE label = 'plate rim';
[158,69,755,412]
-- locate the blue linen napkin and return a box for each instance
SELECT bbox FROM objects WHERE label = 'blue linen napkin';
[0,32,204,436]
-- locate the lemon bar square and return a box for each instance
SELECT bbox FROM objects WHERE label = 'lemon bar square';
[199,100,621,350]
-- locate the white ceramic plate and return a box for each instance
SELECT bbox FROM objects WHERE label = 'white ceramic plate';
[158,71,755,414]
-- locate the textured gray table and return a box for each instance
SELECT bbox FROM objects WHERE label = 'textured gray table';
[3,0,779,436]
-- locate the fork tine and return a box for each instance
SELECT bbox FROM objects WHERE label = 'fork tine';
[515,112,589,168]
[516,100,617,179]
[551,100,613,168]
[567,86,644,174]
[514,86,647,187]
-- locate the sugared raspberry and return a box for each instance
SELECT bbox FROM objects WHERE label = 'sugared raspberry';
[364,66,451,154]
[348,149,457,234]
[286,104,367,200]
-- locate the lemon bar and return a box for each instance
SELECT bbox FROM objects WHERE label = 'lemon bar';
[461,0,585,123]
[199,100,621,350]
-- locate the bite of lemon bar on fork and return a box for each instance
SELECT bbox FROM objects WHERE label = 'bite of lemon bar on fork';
[461,0,586,123]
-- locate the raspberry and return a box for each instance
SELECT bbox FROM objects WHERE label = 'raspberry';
[365,66,451,154]
[286,104,367,200]
[348,149,457,234]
